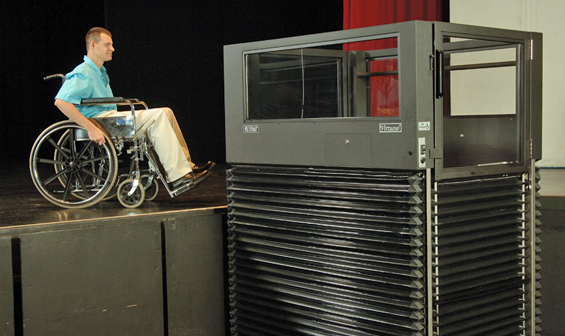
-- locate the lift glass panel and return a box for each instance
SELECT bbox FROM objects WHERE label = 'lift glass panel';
[245,37,399,120]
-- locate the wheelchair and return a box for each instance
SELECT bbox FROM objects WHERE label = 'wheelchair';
[29,74,212,209]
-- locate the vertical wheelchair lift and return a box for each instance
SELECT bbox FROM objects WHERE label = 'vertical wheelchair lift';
[224,21,542,335]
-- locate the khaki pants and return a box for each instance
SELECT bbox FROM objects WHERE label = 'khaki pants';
[99,107,192,183]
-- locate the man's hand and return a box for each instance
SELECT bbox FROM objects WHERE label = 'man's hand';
[54,98,106,145]
[88,126,106,146]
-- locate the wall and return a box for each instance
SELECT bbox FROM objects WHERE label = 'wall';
[0,1,105,164]
[450,0,565,167]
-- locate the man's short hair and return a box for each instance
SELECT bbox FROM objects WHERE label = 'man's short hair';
[86,27,112,51]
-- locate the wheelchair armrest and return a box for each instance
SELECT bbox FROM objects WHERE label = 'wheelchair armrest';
[80,97,148,112]
[81,97,126,105]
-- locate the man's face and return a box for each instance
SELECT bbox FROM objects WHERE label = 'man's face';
[91,33,114,63]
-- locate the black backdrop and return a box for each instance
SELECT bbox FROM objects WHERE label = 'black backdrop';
[0,0,342,166]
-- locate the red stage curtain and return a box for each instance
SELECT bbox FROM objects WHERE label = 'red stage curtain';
[344,0,445,116]
[344,0,444,29]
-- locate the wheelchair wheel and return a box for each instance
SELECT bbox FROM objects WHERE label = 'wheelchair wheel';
[141,174,159,201]
[54,129,116,198]
[117,179,145,208]
[29,121,118,208]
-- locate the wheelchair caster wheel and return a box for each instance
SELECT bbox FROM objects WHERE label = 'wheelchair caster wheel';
[117,179,145,208]
[141,174,159,201]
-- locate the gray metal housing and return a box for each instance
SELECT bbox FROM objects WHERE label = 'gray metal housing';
[224,21,542,181]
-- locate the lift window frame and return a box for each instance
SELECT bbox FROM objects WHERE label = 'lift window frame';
[433,22,538,180]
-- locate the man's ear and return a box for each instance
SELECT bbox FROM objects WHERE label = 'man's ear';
[88,40,96,51]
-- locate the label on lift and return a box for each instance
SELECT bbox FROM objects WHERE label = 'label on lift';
[418,121,431,131]
[243,125,259,133]
[379,123,402,133]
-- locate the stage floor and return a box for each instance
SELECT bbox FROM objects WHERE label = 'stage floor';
[0,162,229,228]
[2,162,563,228]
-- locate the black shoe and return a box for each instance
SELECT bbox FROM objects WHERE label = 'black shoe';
[172,170,208,188]
[192,161,215,174]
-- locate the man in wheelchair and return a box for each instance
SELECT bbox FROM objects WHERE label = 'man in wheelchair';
[53,27,213,190]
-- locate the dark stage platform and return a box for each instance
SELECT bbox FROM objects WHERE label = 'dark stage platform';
[0,161,228,336]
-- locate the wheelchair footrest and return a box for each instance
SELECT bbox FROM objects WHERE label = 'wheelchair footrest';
[169,170,213,197]
[172,181,195,196]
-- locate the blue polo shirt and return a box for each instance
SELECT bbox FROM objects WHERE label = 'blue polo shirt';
[55,56,117,118]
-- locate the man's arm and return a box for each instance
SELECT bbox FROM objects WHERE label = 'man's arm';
[54,99,106,145]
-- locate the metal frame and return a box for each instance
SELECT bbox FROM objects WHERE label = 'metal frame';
[31,77,210,208]
[84,98,204,202]
[225,21,431,170]
[224,21,542,182]
[224,20,543,336]
[432,22,542,181]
